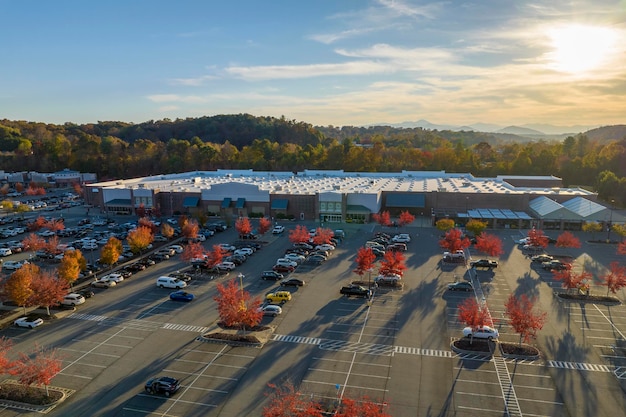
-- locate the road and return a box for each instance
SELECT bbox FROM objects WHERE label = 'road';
[1,215,626,416]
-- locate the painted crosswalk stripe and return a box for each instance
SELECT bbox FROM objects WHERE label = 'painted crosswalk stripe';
[547,360,611,372]
[163,323,210,333]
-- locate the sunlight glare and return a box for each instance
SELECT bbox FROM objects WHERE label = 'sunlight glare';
[547,25,619,73]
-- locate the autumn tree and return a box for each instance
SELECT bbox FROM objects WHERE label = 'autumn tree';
[235,217,253,238]
[618,241,626,255]
[555,231,581,249]
[206,244,225,268]
[213,279,263,328]
[435,218,455,232]
[29,271,69,316]
[398,210,415,228]
[100,237,122,269]
[378,251,407,277]
[312,228,333,245]
[0,337,13,374]
[127,226,154,254]
[262,382,324,417]
[161,223,175,239]
[612,224,626,242]
[27,216,47,232]
[372,211,391,227]
[58,249,84,288]
[181,242,206,262]
[602,262,626,296]
[22,233,47,253]
[258,217,272,235]
[504,294,546,346]
[4,264,37,314]
[138,217,158,234]
[457,297,490,344]
[354,247,376,285]
[182,219,200,239]
[527,228,549,248]
[44,236,60,254]
[135,203,146,218]
[553,267,592,294]
[289,225,310,244]
[474,233,503,257]
[335,397,392,417]
[439,228,471,253]
[44,218,64,232]
[465,219,488,237]
[582,221,603,240]
[9,344,62,397]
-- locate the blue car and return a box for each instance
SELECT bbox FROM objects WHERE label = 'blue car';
[169,290,194,302]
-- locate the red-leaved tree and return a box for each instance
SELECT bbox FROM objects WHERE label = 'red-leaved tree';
[504,294,546,346]
[138,217,158,234]
[258,217,272,235]
[354,247,376,277]
[9,344,62,397]
[602,262,626,296]
[214,279,262,329]
[0,337,13,374]
[439,228,471,253]
[181,242,206,262]
[398,210,415,228]
[553,267,592,294]
[378,251,407,277]
[181,219,199,240]
[527,228,549,248]
[29,271,69,316]
[262,382,324,417]
[457,297,490,344]
[235,217,253,237]
[335,397,392,417]
[555,231,581,249]
[22,233,47,253]
[206,244,225,268]
[618,241,626,255]
[312,228,333,245]
[474,233,503,257]
[372,211,391,227]
[289,225,310,244]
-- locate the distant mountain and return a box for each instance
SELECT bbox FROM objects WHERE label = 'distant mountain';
[584,125,626,142]
[496,126,545,135]
[375,119,598,135]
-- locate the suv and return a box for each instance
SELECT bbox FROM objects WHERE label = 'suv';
[60,293,86,307]
[443,250,466,263]
[261,271,283,281]
[145,376,181,397]
[374,273,402,286]
[266,291,292,304]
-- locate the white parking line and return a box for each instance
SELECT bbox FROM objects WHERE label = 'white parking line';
[70,339,134,349]
[456,391,503,399]
[516,397,564,405]
[60,327,127,375]
[302,380,388,392]
[58,348,120,358]
[121,406,183,416]
[307,368,390,380]
[312,357,392,367]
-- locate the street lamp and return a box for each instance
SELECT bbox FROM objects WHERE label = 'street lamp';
[238,273,245,300]
[607,199,615,242]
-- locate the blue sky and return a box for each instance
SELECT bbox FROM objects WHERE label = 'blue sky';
[2,0,626,128]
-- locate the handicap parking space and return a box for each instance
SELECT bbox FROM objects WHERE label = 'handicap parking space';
[121,343,257,417]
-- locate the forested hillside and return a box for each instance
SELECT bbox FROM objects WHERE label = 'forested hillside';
[0,114,625,205]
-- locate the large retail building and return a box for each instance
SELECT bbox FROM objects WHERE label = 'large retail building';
[84,170,624,231]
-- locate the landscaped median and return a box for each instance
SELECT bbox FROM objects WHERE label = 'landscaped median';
[197,324,275,347]
[451,338,541,360]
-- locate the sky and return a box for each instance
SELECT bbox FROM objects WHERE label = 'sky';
[2,0,626,129]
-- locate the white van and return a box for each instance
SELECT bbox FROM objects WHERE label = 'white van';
[156,276,187,289]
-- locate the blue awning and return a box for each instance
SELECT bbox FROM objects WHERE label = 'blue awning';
[271,199,288,210]
[386,193,425,208]
[235,198,246,209]
[183,197,199,208]
[221,198,232,208]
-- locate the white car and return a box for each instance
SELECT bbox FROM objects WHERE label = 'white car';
[2,260,28,271]
[272,225,285,234]
[14,316,44,329]
[60,293,86,307]
[314,244,335,252]
[462,325,499,340]
[168,245,184,254]
[515,237,530,245]
[218,243,236,252]
[91,279,116,288]
[216,261,236,271]
[284,253,305,263]
[37,230,56,237]
[258,305,282,317]
[234,248,254,257]
[98,273,124,283]
[275,258,298,268]
[374,273,402,285]
[392,234,411,243]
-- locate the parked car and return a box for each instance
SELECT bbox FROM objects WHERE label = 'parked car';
[340,284,371,298]
[284,253,306,263]
[370,247,386,257]
[463,325,499,340]
[447,281,474,292]
[470,259,498,269]
[273,264,295,273]
[216,261,236,271]
[392,233,411,243]
[224,255,245,266]
[522,244,543,252]
[77,289,95,298]
[99,273,124,283]
[272,225,285,234]
[442,250,466,263]
[234,248,253,257]
[306,255,327,265]
[168,272,193,282]
[2,260,29,271]
[151,253,170,261]
[169,245,184,254]
[0,248,12,256]
[266,291,292,304]
[258,305,282,317]
[542,260,570,271]
[156,276,187,289]
[60,293,86,307]
[262,271,284,281]
[281,278,305,287]
[374,274,402,286]
[91,280,117,288]
[218,243,236,252]
[169,290,195,302]
[14,316,44,328]
[531,254,554,263]
[386,243,407,252]
[126,262,146,272]
[315,244,335,252]
[144,376,181,397]
[276,258,298,268]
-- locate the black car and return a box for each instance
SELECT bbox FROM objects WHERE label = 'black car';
[371,247,385,257]
[531,254,554,263]
[144,376,181,397]
[126,262,146,272]
[470,259,498,269]
[150,253,169,262]
[138,258,156,267]
[262,271,284,281]
[281,278,305,287]
[447,281,474,292]
[78,289,95,298]
[542,260,570,271]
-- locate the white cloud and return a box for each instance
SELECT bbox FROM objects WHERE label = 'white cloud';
[225,61,392,80]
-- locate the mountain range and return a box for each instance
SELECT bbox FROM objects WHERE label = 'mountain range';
[377,119,599,135]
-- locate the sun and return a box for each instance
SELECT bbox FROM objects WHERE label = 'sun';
[546,24,619,73]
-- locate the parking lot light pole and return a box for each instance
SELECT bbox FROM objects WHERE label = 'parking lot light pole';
[607,199,615,242]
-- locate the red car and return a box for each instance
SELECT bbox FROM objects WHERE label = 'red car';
[273,264,295,273]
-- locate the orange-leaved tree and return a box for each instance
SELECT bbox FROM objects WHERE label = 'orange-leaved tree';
[0,337,13,373]
[161,223,175,240]
[22,233,47,253]
[213,279,263,328]
[289,225,310,244]
[27,216,47,232]
[553,266,592,294]
[602,262,626,296]
[556,231,581,249]
[57,249,83,289]
[335,396,392,417]
[435,218,455,232]
[138,217,158,234]
[312,228,333,245]
[235,217,253,237]
[206,244,225,268]
[181,242,206,262]
[4,264,37,314]
[127,226,154,254]
[182,219,200,240]
[258,217,272,235]
[372,211,391,227]
[378,251,407,277]
[617,241,626,255]
[100,237,122,269]
[439,228,471,253]
[262,382,324,417]
[457,297,490,344]
[504,294,546,346]
[398,210,415,228]
[9,344,62,397]
[30,271,69,316]
[475,233,503,257]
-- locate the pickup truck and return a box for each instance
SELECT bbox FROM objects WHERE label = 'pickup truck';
[340,285,372,298]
